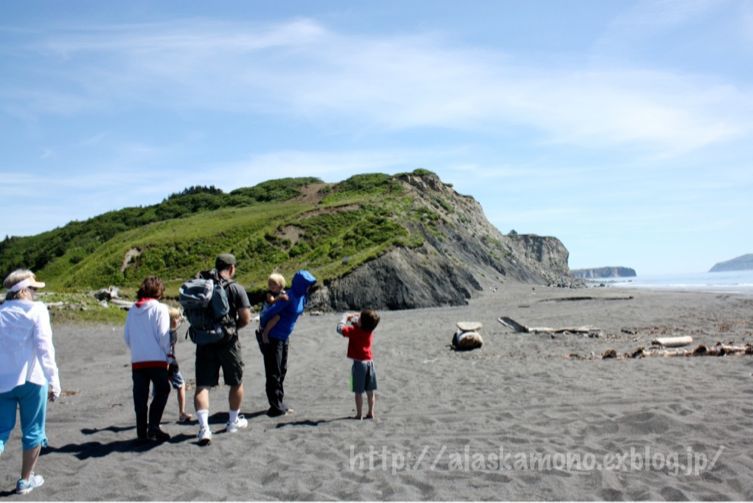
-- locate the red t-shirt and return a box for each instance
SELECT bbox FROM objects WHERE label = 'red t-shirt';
[341,325,374,361]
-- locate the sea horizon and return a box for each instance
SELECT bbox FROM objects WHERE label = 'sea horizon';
[586,269,753,295]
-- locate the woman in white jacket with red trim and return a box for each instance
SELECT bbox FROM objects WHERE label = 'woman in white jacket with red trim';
[124,276,175,443]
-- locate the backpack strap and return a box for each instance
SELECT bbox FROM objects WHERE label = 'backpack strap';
[217,277,239,338]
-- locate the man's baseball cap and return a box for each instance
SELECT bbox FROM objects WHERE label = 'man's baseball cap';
[215,253,237,270]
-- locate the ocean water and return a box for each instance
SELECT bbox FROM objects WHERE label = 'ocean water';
[587,270,753,295]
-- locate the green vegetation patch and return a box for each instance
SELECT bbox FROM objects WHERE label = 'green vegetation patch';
[230,177,322,202]
[1,172,443,299]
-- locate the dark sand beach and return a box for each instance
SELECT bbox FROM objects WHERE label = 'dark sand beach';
[2,284,753,500]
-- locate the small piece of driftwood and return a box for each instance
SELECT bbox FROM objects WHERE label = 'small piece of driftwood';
[651,336,693,348]
[110,299,135,310]
[497,316,599,336]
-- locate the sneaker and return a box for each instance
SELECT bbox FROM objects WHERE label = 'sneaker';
[16,473,44,495]
[197,425,212,446]
[226,414,248,433]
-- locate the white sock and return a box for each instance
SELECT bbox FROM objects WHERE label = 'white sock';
[197,409,209,428]
[229,409,240,423]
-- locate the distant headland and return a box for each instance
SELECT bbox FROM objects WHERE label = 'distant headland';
[709,254,753,272]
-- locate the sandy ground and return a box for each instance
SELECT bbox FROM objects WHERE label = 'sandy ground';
[2,283,753,500]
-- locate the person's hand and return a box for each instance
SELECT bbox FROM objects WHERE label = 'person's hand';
[48,390,58,402]
[171,317,182,331]
[279,293,289,302]
[262,333,270,344]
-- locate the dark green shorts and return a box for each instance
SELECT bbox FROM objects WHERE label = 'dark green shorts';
[195,337,244,387]
[351,360,377,394]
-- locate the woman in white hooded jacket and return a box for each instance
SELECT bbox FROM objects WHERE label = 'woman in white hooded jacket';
[124,276,175,443]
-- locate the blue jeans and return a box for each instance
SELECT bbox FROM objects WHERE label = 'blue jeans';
[0,381,48,453]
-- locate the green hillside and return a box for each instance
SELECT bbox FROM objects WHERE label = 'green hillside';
[0,172,427,296]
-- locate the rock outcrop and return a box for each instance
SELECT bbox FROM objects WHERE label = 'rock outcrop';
[709,254,753,272]
[310,171,576,310]
[570,267,637,279]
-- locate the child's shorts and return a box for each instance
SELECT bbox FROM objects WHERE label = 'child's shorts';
[351,360,377,394]
[168,369,185,390]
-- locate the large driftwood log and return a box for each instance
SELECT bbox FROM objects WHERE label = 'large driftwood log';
[539,295,634,303]
[567,342,753,360]
[497,316,599,336]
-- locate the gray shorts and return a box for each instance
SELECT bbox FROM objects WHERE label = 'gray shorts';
[351,360,377,394]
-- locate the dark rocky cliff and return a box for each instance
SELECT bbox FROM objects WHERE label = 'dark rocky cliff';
[710,254,753,272]
[311,172,575,310]
[570,267,637,279]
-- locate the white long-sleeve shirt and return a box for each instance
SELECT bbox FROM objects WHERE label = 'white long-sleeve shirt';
[124,299,172,368]
[0,299,61,396]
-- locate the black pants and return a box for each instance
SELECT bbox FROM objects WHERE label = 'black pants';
[256,333,289,414]
[131,367,170,438]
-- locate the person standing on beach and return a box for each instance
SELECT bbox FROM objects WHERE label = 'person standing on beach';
[337,309,380,420]
[193,253,251,445]
[166,307,192,423]
[0,270,61,495]
[124,276,175,443]
[257,270,316,417]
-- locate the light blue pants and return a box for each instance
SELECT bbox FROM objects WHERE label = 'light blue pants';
[0,381,48,454]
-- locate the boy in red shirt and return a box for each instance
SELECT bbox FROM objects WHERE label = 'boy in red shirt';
[337,309,380,420]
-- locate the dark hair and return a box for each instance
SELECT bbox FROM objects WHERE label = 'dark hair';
[137,276,165,300]
[359,309,380,332]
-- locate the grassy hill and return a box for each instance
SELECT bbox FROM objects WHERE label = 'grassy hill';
[0,172,425,297]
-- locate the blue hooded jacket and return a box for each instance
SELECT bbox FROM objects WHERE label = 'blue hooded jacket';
[261,270,317,341]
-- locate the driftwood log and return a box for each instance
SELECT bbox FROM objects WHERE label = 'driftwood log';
[568,342,753,360]
[497,316,601,337]
[651,336,693,348]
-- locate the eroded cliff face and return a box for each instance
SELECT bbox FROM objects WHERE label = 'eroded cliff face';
[310,172,575,310]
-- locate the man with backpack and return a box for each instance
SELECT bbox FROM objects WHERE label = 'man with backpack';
[190,253,251,445]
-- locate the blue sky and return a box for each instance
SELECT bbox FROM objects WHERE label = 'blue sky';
[1,0,752,275]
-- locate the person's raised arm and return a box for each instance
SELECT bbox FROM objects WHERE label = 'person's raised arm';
[337,312,357,336]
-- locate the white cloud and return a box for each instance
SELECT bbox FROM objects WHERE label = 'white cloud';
[9,18,752,156]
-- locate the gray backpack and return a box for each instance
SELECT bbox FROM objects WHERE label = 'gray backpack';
[179,276,234,345]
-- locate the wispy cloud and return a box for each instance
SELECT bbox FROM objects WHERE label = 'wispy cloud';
[595,0,725,47]
[7,17,752,156]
